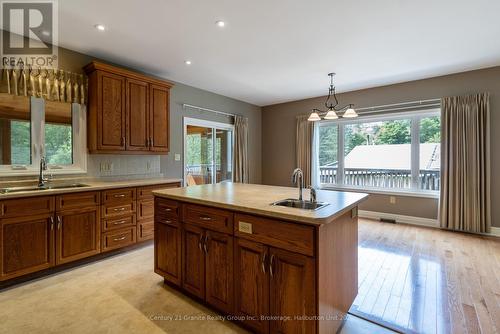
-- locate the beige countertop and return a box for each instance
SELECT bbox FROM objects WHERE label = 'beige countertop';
[0,177,182,200]
[153,182,368,225]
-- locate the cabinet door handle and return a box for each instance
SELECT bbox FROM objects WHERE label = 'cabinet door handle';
[113,236,127,241]
[261,252,267,274]
[269,254,275,278]
[113,194,126,198]
[113,220,127,225]
[198,234,203,251]
[203,235,209,254]
[57,215,62,230]
[199,215,212,221]
[50,216,54,230]
[150,137,154,147]
[122,136,126,146]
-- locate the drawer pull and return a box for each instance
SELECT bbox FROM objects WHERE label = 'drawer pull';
[163,208,172,212]
[113,220,127,225]
[114,207,126,212]
[162,219,172,224]
[113,236,127,241]
[199,215,212,221]
[113,194,126,198]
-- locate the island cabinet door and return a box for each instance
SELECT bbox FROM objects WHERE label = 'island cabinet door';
[55,207,101,265]
[182,223,205,299]
[205,230,234,314]
[234,239,270,334]
[269,247,316,334]
[154,219,182,286]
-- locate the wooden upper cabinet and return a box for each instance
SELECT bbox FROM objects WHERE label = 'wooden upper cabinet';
[149,84,170,152]
[126,79,149,151]
[84,61,173,154]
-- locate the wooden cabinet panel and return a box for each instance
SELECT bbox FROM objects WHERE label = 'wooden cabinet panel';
[155,198,180,219]
[56,191,100,211]
[101,226,136,252]
[184,204,233,234]
[1,196,54,218]
[102,202,136,219]
[102,188,136,204]
[137,199,154,220]
[155,219,181,285]
[138,183,180,200]
[234,239,270,334]
[182,223,205,299]
[205,230,234,314]
[0,213,54,280]
[56,207,100,265]
[126,79,149,151]
[234,214,314,256]
[97,71,126,151]
[149,84,169,152]
[269,248,316,334]
[138,221,154,241]
[102,214,135,232]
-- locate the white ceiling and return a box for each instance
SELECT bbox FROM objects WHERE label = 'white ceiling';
[57,0,500,106]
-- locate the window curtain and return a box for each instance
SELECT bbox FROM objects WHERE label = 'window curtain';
[440,93,491,233]
[296,115,315,187]
[233,115,249,183]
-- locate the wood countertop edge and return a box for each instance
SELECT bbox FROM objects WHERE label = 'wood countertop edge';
[0,179,183,200]
[152,192,369,226]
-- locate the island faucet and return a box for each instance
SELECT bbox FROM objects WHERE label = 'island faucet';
[291,168,304,201]
[38,156,48,188]
[308,186,317,203]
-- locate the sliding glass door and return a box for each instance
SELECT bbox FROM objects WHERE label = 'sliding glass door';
[184,118,233,186]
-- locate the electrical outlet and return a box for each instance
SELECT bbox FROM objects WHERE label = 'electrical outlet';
[174,153,181,161]
[389,196,396,204]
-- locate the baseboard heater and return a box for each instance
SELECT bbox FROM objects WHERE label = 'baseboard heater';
[380,218,397,224]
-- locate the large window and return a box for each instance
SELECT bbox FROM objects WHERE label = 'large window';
[0,95,86,175]
[317,111,440,194]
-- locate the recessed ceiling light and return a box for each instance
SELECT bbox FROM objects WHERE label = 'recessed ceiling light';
[215,20,225,27]
[184,60,192,65]
[94,24,106,31]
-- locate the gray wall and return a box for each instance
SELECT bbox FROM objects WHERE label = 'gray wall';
[262,66,500,226]
[57,46,262,183]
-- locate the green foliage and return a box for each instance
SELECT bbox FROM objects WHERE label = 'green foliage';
[374,120,411,145]
[10,120,31,165]
[344,124,370,155]
[45,123,72,164]
[420,116,441,143]
[318,125,338,166]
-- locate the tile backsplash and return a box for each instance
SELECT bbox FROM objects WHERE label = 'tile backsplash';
[87,155,162,179]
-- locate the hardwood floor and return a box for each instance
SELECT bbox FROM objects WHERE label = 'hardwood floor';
[352,218,500,334]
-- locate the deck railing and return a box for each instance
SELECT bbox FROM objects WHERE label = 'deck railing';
[319,167,440,191]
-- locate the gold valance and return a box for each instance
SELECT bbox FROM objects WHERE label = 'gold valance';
[0,67,87,105]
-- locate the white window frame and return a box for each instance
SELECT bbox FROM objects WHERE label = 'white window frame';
[183,117,234,186]
[0,97,87,176]
[317,109,441,198]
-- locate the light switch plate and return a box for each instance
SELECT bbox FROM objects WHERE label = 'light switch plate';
[238,221,253,234]
[174,153,181,161]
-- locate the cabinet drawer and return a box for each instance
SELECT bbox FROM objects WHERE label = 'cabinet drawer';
[102,202,136,219]
[137,199,154,220]
[102,214,136,232]
[154,198,180,219]
[1,196,54,218]
[234,214,314,256]
[56,191,100,211]
[184,204,233,234]
[102,188,136,204]
[138,183,180,200]
[101,227,136,252]
[138,221,154,241]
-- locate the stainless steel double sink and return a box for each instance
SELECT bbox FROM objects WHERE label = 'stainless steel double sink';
[271,198,329,211]
[0,183,89,194]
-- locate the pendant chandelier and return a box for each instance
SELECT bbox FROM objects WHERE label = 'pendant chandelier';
[307,72,358,121]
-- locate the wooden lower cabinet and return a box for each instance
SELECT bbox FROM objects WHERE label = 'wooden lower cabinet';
[55,207,100,265]
[181,224,205,298]
[269,247,316,334]
[0,213,54,281]
[234,239,270,334]
[154,219,181,286]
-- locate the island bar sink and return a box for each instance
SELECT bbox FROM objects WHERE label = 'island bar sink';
[271,198,329,210]
[0,183,89,194]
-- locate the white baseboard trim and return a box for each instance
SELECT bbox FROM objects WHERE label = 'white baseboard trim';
[359,210,500,237]
[358,210,439,228]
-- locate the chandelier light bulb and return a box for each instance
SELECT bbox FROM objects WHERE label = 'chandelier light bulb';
[343,107,358,118]
[307,111,321,121]
[324,109,339,120]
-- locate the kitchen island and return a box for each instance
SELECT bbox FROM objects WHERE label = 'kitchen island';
[153,183,368,334]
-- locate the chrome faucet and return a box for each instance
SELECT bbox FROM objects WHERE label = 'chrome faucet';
[308,186,317,203]
[38,156,48,188]
[291,168,304,201]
